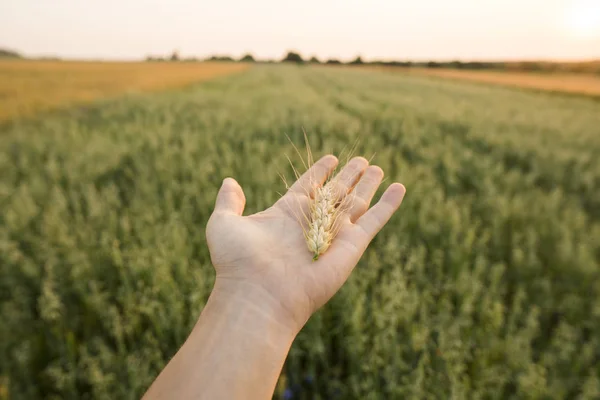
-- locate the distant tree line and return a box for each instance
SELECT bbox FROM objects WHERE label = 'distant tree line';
[367,60,600,74]
[0,48,22,58]
[145,50,600,74]
[1,45,596,74]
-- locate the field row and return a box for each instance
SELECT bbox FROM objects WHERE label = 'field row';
[0,61,248,122]
[364,65,600,97]
[1,66,599,399]
[2,60,600,124]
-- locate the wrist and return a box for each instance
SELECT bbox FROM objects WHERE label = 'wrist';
[154,277,298,399]
[205,277,302,340]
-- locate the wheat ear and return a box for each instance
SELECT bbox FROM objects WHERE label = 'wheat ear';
[304,178,356,260]
[306,184,335,259]
[281,130,360,261]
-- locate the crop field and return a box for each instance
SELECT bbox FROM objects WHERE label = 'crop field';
[368,66,600,97]
[0,60,248,122]
[1,65,600,399]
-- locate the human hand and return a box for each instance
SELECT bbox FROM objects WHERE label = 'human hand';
[206,155,406,334]
[143,156,405,400]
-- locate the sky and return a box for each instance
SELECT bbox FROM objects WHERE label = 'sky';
[1,0,599,61]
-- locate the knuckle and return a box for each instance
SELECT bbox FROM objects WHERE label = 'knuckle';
[353,197,369,212]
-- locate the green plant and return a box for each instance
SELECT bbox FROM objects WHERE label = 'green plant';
[1,65,599,399]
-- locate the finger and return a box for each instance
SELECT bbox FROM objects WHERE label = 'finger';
[355,183,405,241]
[328,157,369,201]
[347,165,384,222]
[213,178,246,216]
[289,155,338,197]
[310,182,404,295]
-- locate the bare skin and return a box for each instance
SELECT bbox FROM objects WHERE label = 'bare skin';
[143,155,406,400]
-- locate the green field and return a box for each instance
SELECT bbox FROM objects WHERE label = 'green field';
[1,65,600,399]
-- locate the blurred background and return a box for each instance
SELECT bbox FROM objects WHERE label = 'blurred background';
[1,1,599,399]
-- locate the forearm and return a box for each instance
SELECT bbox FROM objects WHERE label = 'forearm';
[143,279,297,400]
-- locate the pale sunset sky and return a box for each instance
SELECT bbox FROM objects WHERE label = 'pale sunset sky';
[1,0,599,61]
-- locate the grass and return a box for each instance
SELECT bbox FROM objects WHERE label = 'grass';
[1,65,599,399]
[366,65,600,97]
[0,60,248,121]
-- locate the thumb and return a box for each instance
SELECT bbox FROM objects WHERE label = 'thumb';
[213,177,246,216]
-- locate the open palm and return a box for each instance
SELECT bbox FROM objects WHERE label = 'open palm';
[206,155,406,331]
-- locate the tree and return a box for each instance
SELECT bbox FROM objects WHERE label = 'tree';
[281,51,303,63]
[326,59,341,65]
[0,48,22,58]
[240,54,255,63]
[449,60,464,69]
[308,56,321,64]
[349,56,364,65]
[206,55,235,62]
[170,50,180,62]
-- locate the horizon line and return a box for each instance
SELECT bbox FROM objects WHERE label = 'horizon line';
[6,54,600,64]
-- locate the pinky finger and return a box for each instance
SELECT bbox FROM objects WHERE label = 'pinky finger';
[355,183,406,241]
